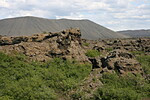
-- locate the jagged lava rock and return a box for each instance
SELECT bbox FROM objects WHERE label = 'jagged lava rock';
[0,28,88,62]
[101,50,143,75]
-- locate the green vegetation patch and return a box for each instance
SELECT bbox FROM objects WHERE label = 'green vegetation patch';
[0,52,91,100]
[131,51,145,55]
[85,50,101,57]
[105,47,113,52]
[93,73,150,100]
[82,42,90,46]
[136,55,150,75]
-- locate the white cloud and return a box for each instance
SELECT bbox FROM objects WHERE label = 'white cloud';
[56,13,85,20]
[0,0,10,7]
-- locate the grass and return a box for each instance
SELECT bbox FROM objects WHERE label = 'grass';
[130,50,150,75]
[85,50,101,57]
[131,51,145,55]
[93,73,150,100]
[82,42,90,46]
[136,55,150,75]
[105,47,113,52]
[0,52,91,100]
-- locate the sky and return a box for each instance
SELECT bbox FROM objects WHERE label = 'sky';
[0,0,150,31]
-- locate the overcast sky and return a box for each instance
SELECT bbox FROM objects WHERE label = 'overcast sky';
[0,0,150,31]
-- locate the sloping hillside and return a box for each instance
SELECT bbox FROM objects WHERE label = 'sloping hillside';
[118,29,150,38]
[0,16,128,39]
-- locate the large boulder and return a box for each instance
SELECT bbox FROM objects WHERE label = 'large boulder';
[101,50,143,75]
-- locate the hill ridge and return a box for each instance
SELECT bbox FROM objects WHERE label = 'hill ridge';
[118,29,150,38]
[0,16,128,39]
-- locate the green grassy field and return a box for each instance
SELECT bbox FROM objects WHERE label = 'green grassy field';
[0,52,91,100]
[93,72,150,100]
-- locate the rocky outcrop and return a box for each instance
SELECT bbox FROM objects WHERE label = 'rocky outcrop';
[0,28,88,62]
[100,50,143,75]
[0,28,147,76]
[0,32,60,45]
[101,38,150,54]
[88,57,102,69]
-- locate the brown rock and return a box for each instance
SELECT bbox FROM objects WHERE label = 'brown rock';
[101,50,143,75]
[88,57,102,69]
[0,28,88,62]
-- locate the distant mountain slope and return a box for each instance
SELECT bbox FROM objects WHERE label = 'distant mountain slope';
[0,16,128,39]
[118,29,150,38]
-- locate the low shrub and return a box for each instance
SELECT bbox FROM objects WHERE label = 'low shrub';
[136,55,150,75]
[0,52,91,100]
[105,47,113,52]
[71,91,85,99]
[93,73,150,100]
[131,51,145,55]
[85,50,101,57]
[82,42,90,46]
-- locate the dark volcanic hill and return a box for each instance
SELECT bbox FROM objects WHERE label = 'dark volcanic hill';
[0,16,128,40]
[118,29,150,38]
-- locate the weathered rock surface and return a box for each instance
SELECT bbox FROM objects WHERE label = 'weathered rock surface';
[0,28,88,62]
[102,38,150,53]
[100,50,143,75]
[83,38,150,57]
[88,57,102,69]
